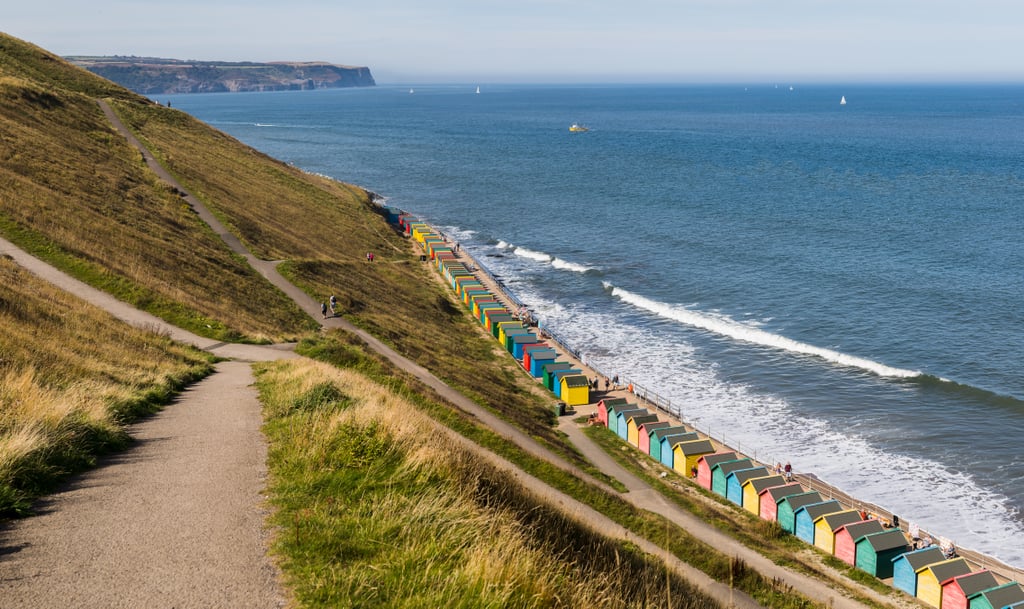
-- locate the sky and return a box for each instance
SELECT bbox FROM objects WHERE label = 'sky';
[6,1,1024,83]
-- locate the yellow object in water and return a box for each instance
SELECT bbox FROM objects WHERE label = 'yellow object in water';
[569,123,589,132]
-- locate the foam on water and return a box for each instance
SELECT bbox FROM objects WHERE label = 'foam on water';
[605,282,923,379]
[505,274,1024,567]
[496,242,596,273]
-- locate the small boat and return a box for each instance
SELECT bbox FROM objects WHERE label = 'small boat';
[476,86,480,94]
[409,88,414,94]
[840,95,847,105]
[569,123,589,133]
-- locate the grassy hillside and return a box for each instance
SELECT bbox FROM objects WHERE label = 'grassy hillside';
[0,256,212,515]
[0,33,315,343]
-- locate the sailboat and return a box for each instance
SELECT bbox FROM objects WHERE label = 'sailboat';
[840,95,847,106]
[475,86,480,94]
[409,88,414,94]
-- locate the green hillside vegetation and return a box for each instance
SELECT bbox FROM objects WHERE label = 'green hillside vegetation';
[0,257,212,515]
[0,32,880,609]
[0,34,315,343]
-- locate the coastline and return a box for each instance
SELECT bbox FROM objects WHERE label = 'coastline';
[389,205,1024,586]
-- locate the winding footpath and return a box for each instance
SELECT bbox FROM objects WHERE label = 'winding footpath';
[0,100,893,609]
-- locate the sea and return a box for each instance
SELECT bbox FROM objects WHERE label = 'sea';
[162,83,1024,568]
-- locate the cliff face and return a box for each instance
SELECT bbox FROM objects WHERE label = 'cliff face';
[67,57,375,94]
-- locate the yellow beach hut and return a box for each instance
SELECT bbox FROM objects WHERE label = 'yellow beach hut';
[560,374,591,407]
[672,439,716,476]
[813,510,863,554]
[741,475,786,515]
[627,414,661,447]
[917,558,972,608]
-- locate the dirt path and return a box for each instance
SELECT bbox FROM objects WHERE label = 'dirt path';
[0,100,890,609]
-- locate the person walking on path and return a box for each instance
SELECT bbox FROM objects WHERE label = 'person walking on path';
[329,295,337,316]
[321,302,328,318]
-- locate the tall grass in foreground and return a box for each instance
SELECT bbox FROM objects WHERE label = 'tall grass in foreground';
[0,258,213,515]
[257,357,722,609]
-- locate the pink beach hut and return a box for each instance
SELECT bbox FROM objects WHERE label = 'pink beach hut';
[638,421,672,455]
[695,452,738,490]
[941,571,1000,609]
[596,397,629,427]
[757,483,804,522]
[834,520,885,566]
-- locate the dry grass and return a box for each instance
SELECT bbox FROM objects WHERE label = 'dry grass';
[0,257,212,515]
[257,357,721,609]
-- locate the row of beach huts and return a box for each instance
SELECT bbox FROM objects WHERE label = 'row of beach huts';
[384,207,1024,609]
[385,209,592,408]
[594,394,1024,609]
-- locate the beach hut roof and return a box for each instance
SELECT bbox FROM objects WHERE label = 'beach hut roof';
[698,452,738,469]
[778,491,824,511]
[859,529,909,552]
[761,483,804,501]
[835,519,884,541]
[562,374,590,388]
[675,438,715,455]
[941,571,1000,596]
[640,421,672,434]
[727,466,770,485]
[543,362,573,372]
[662,432,699,447]
[615,408,650,420]
[968,582,1024,608]
[651,425,689,440]
[892,546,945,568]
[598,397,629,409]
[628,413,660,426]
[711,459,753,477]
[794,500,843,522]
[816,509,863,530]
[917,557,971,580]
[744,475,787,493]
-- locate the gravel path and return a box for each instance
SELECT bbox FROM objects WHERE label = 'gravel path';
[0,99,889,609]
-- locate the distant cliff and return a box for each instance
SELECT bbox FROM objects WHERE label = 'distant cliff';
[67,56,375,94]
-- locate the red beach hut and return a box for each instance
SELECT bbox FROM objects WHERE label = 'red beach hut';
[942,571,1000,609]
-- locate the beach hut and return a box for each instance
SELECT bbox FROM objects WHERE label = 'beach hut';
[855,530,909,578]
[486,312,516,334]
[710,458,754,497]
[741,475,786,515]
[511,336,542,359]
[638,421,672,455]
[813,510,863,554]
[941,571,1000,609]
[696,452,739,490]
[968,583,1024,609]
[758,483,804,521]
[497,321,525,346]
[777,492,826,534]
[659,432,700,469]
[528,350,559,377]
[610,408,648,437]
[892,547,946,596]
[793,500,843,543]
[503,328,533,353]
[724,466,770,505]
[674,439,717,477]
[834,520,885,565]
[649,426,689,461]
[560,375,590,407]
[627,414,660,446]
[616,409,650,440]
[551,369,583,397]
[916,557,972,607]
[543,362,573,390]
[597,398,629,427]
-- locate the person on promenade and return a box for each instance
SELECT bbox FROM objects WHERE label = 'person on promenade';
[321,302,328,319]
[784,462,793,481]
[774,462,783,475]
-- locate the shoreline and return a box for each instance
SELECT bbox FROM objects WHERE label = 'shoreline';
[386,204,1024,584]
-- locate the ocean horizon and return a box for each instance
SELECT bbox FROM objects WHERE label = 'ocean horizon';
[163,83,1024,568]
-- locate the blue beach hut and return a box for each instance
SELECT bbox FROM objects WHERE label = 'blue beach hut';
[725,466,770,506]
[658,432,699,469]
[793,500,843,544]
[614,409,649,438]
[893,547,946,596]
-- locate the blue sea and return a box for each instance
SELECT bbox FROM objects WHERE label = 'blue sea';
[163,83,1024,568]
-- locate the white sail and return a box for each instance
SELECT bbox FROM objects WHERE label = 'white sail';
[476,86,480,94]
[840,95,847,105]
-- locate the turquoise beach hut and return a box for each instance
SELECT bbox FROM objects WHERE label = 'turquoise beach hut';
[710,459,754,497]
[725,466,770,505]
[968,583,1024,609]
[776,491,825,534]
[649,426,689,461]
[793,500,843,544]
[893,547,946,596]
[855,530,909,579]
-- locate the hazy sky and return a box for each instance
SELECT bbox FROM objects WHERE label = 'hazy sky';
[7,1,1023,83]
